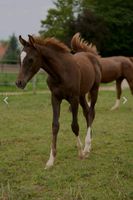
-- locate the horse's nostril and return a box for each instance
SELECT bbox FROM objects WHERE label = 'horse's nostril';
[16,80,21,87]
[16,80,24,88]
[16,81,18,87]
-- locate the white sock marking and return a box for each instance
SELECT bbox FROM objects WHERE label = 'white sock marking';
[111,99,120,110]
[20,51,27,64]
[45,149,55,169]
[83,127,91,157]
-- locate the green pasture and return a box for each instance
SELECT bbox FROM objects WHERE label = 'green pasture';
[0,89,133,200]
[0,72,115,93]
[0,72,48,92]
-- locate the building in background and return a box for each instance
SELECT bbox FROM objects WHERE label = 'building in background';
[0,42,8,60]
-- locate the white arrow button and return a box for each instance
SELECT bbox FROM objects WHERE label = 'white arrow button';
[3,96,9,105]
[122,96,127,104]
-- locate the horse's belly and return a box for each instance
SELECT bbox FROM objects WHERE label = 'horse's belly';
[100,59,121,83]
[101,69,120,83]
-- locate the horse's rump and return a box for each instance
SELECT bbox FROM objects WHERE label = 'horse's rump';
[129,57,133,63]
[99,56,133,83]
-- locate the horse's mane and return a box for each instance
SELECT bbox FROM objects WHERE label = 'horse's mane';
[32,36,70,53]
[71,33,99,56]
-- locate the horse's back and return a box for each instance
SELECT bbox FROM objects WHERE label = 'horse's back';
[100,56,133,83]
[99,56,130,82]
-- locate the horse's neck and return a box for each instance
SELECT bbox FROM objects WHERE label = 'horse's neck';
[43,65,61,82]
[41,51,63,82]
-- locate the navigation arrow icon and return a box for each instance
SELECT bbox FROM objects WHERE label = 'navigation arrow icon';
[3,96,9,105]
[122,96,127,104]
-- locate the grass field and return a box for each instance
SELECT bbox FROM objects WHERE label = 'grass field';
[0,72,115,93]
[0,72,48,92]
[0,89,133,200]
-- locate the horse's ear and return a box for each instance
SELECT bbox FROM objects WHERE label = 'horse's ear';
[19,35,28,46]
[28,35,35,46]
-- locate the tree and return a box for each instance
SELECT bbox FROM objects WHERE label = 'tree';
[69,9,109,53]
[3,33,20,64]
[96,0,133,55]
[40,0,133,56]
[80,0,133,56]
[40,0,81,44]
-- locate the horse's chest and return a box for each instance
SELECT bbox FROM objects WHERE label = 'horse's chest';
[49,82,78,100]
[47,75,79,99]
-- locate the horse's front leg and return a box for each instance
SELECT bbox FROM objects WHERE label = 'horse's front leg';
[45,94,61,169]
[70,96,83,159]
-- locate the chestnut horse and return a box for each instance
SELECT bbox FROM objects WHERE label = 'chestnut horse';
[71,33,133,110]
[16,34,101,168]
[100,56,133,110]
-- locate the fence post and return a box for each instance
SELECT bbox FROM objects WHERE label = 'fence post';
[32,75,37,94]
[0,63,4,73]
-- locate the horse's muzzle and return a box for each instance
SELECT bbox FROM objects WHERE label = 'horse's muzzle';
[16,80,26,89]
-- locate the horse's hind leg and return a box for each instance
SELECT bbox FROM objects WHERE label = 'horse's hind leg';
[80,95,90,127]
[83,85,99,158]
[111,78,123,110]
[70,96,84,159]
[128,80,133,95]
[122,62,133,95]
[45,94,61,169]
[125,76,133,95]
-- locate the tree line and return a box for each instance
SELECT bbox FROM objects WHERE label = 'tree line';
[1,0,133,64]
[0,34,20,64]
[40,0,133,56]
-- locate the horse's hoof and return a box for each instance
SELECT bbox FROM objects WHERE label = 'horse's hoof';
[45,164,53,170]
[45,161,54,169]
[110,106,118,111]
[79,153,84,159]
[82,150,90,159]
[84,154,89,159]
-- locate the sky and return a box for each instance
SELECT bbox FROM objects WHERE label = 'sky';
[0,0,54,40]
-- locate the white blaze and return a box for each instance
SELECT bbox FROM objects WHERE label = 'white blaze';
[20,51,27,64]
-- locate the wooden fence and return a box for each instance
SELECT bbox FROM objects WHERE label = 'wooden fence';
[0,63,46,93]
[0,63,19,73]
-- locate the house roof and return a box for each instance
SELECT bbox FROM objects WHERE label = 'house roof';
[0,43,8,59]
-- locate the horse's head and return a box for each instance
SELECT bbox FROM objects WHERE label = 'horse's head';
[16,35,43,89]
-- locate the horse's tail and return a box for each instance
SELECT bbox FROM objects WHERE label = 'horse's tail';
[71,32,99,56]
